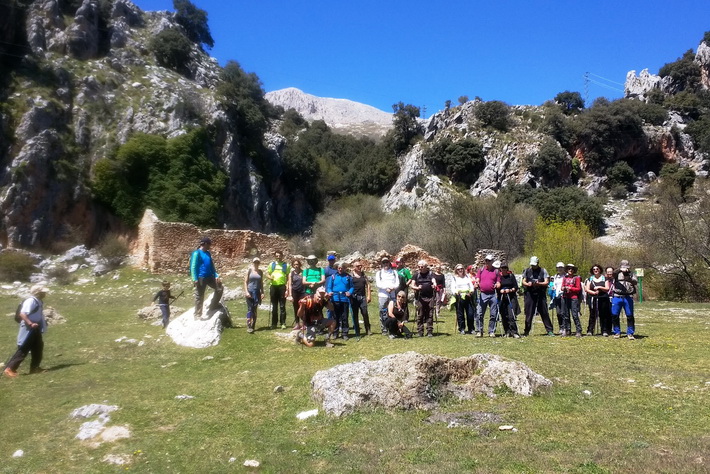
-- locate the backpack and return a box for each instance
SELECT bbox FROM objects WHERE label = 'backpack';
[15,297,39,324]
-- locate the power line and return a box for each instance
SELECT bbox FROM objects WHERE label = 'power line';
[587,72,625,87]
[587,78,624,93]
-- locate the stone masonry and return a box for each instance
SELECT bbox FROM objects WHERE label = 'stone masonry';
[130,209,289,274]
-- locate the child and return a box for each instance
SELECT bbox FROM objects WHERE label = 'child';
[153,281,176,328]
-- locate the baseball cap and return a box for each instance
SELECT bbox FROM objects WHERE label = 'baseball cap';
[327,255,336,261]
[199,237,212,245]
[530,256,539,266]
[492,260,501,269]
[556,261,565,268]
[485,254,494,261]
[619,259,630,271]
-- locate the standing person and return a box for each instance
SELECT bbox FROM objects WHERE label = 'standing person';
[410,260,436,337]
[349,260,372,336]
[324,254,337,320]
[376,256,399,334]
[244,258,264,334]
[266,250,290,329]
[296,287,336,348]
[190,237,222,320]
[287,259,305,328]
[584,265,611,336]
[303,255,325,295]
[611,260,638,340]
[497,263,521,338]
[560,264,583,337]
[451,264,475,334]
[326,263,354,340]
[153,280,177,329]
[521,256,555,336]
[476,255,501,337]
[385,291,411,339]
[432,264,446,321]
[395,258,412,321]
[550,262,566,334]
[4,284,49,377]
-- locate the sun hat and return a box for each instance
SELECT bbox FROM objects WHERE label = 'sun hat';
[30,284,49,295]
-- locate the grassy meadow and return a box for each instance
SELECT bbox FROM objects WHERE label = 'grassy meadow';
[1,267,709,473]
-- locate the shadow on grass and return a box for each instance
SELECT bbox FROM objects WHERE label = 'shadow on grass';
[46,362,86,372]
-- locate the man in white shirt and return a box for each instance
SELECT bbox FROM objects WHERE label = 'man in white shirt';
[375,256,399,335]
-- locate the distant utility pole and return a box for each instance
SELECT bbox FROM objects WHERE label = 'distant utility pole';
[584,72,589,105]
[421,105,427,119]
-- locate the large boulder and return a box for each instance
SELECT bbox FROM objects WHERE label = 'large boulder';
[311,352,552,417]
[165,291,232,348]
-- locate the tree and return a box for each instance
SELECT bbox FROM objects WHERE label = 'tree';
[525,139,569,186]
[173,0,214,49]
[475,100,510,131]
[554,91,585,114]
[390,102,422,155]
[149,28,193,75]
[425,138,485,186]
[659,49,702,92]
[458,96,469,106]
[606,161,635,191]
[659,163,696,198]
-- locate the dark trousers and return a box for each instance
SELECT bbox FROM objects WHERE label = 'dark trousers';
[291,290,305,326]
[332,300,350,336]
[499,294,520,336]
[587,296,611,334]
[6,329,43,371]
[270,284,287,327]
[455,295,475,333]
[415,298,434,335]
[194,277,222,318]
[561,297,582,333]
[385,317,408,337]
[523,291,554,335]
[552,296,563,331]
[350,294,370,335]
[159,304,170,328]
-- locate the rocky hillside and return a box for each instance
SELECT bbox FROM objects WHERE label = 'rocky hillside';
[265,87,392,139]
[0,0,311,248]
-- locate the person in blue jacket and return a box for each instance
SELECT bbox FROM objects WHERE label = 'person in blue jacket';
[190,237,222,319]
[326,263,354,340]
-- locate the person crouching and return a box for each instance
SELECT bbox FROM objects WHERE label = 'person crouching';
[296,287,336,348]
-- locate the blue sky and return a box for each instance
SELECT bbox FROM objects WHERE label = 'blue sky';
[134,0,710,117]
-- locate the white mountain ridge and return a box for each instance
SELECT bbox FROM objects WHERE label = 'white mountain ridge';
[265,87,393,138]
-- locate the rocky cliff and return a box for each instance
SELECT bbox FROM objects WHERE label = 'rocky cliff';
[0,0,309,249]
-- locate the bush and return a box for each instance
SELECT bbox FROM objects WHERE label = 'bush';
[173,0,214,49]
[525,139,569,186]
[425,138,485,186]
[659,163,696,197]
[149,29,193,75]
[658,49,702,92]
[541,106,575,148]
[554,91,585,114]
[524,219,596,273]
[685,115,710,154]
[46,266,76,286]
[0,251,37,282]
[607,161,636,191]
[475,100,510,131]
[97,233,129,261]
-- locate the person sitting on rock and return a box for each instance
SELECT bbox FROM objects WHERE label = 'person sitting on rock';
[297,287,336,348]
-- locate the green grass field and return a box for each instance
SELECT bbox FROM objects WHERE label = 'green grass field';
[1,268,709,473]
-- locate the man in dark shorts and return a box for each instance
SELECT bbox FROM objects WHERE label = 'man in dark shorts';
[297,287,336,347]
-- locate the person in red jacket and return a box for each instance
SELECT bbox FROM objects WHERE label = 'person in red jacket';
[561,263,583,337]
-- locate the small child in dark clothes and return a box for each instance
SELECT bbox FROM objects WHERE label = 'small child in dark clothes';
[153,281,176,328]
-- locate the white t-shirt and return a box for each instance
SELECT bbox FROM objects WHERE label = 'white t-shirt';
[17,296,45,345]
[376,268,399,299]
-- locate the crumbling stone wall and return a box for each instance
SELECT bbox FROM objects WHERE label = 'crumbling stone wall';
[130,209,289,274]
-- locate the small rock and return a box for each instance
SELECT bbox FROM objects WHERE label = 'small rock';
[582,390,592,396]
[202,356,214,361]
[228,457,236,463]
[243,459,260,467]
[628,379,636,383]
[296,409,318,420]
[274,385,284,393]
[498,425,515,431]
[175,395,195,400]
[12,450,24,458]
[103,454,131,465]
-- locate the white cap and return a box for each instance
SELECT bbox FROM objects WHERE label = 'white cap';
[530,256,539,266]
[556,261,565,268]
[485,254,495,261]
[492,260,501,269]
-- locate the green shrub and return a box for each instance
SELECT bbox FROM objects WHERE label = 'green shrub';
[686,116,710,154]
[659,49,702,92]
[0,251,37,282]
[659,163,696,197]
[541,106,575,148]
[525,139,569,185]
[97,234,129,260]
[554,91,585,115]
[607,161,636,191]
[425,138,485,186]
[664,91,702,119]
[524,218,596,273]
[149,29,193,75]
[46,266,76,286]
[173,0,214,49]
[475,100,510,131]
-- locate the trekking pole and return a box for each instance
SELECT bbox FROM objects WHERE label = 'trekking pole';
[171,290,185,304]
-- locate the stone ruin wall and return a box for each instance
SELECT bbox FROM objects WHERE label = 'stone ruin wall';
[130,210,290,274]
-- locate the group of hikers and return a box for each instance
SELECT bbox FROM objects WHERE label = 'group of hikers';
[227,241,640,348]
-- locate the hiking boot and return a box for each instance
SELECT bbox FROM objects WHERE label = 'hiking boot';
[325,340,334,348]
[603,332,609,337]
[475,332,483,338]
[342,335,349,341]
[586,332,593,337]
[247,327,254,334]
[613,334,620,339]
[4,368,18,378]
[575,332,582,338]
[427,332,434,338]
[547,331,555,336]
[488,332,495,338]
[513,334,521,339]
[281,324,287,330]
[502,333,509,338]
[560,329,567,337]
[389,334,396,340]
[627,334,635,340]
[459,330,466,335]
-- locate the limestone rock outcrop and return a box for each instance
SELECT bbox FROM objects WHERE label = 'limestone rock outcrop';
[165,291,232,348]
[311,352,552,416]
